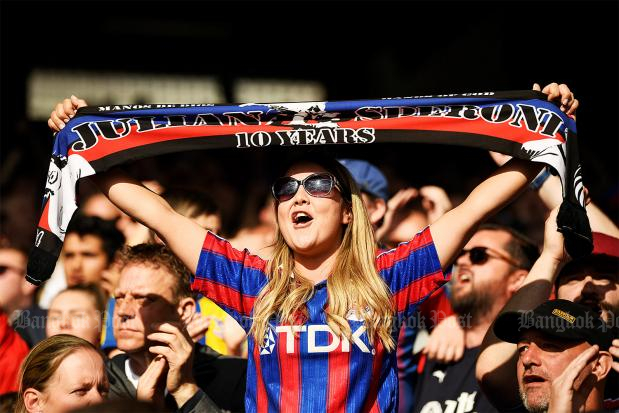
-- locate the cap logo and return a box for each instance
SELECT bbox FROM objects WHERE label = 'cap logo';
[552,308,575,324]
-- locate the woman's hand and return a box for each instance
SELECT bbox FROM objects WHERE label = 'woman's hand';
[48,95,88,132]
[533,82,578,116]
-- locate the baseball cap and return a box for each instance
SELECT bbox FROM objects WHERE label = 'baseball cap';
[493,299,614,350]
[338,159,388,200]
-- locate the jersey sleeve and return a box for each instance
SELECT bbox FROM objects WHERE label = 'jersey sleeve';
[419,284,454,329]
[376,226,448,319]
[192,231,269,331]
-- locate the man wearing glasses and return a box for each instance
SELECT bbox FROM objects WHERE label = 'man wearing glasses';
[414,225,539,413]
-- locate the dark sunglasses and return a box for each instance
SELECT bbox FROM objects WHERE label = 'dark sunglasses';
[457,246,521,267]
[271,173,341,202]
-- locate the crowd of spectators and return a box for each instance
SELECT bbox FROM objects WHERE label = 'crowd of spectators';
[0,83,617,413]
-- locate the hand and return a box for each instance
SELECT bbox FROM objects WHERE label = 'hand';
[223,315,248,356]
[48,95,88,132]
[419,186,452,224]
[387,187,419,212]
[186,313,211,343]
[148,322,199,407]
[533,82,579,116]
[542,206,571,265]
[489,151,512,167]
[610,339,619,373]
[375,187,419,242]
[136,355,167,408]
[547,345,599,413]
[423,315,465,363]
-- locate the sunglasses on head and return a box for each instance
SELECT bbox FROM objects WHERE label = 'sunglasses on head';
[271,173,341,202]
[457,246,521,267]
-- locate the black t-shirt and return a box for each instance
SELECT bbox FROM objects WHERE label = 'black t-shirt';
[414,347,499,413]
[603,369,619,411]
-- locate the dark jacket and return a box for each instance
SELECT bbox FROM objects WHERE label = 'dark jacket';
[106,344,247,413]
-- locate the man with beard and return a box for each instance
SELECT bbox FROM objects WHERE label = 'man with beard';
[413,225,538,413]
[476,208,619,411]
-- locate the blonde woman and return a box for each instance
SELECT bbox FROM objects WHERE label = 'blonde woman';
[48,85,576,412]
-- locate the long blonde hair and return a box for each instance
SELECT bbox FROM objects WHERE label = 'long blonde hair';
[250,156,395,351]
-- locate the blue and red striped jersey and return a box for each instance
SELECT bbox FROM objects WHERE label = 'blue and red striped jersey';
[192,227,446,413]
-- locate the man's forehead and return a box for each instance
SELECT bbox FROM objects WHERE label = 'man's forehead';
[64,233,104,250]
[118,263,174,292]
[518,329,585,348]
[557,266,619,284]
[0,248,27,264]
[465,229,511,250]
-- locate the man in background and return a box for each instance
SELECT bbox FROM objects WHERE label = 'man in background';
[414,225,538,413]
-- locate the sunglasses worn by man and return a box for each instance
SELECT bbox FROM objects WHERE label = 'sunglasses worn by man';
[457,246,521,268]
[271,173,342,203]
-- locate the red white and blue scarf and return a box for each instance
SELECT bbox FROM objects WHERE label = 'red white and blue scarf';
[26,90,591,285]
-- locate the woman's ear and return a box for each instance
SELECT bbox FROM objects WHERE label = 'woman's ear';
[342,207,353,225]
[23,388,44,413]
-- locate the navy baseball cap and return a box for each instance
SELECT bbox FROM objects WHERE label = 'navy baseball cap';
[338,159,388,200]
[493,299,614,350]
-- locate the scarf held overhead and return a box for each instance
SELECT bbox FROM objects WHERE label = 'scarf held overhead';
[26,90,591,285]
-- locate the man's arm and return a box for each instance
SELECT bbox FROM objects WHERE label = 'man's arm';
[475,207,569,409]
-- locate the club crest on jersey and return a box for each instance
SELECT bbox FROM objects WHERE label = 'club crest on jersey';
[259,328,276,355]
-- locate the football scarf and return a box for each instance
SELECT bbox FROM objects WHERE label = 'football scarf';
[26,90,591,285]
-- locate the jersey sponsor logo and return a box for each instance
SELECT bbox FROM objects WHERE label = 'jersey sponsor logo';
[418,391,477,413]
[258,324,374,354]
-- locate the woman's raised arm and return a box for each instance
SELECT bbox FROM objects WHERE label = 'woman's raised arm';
[48,96,207,273]
[91,169,207,272]
[429,82,577,269]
